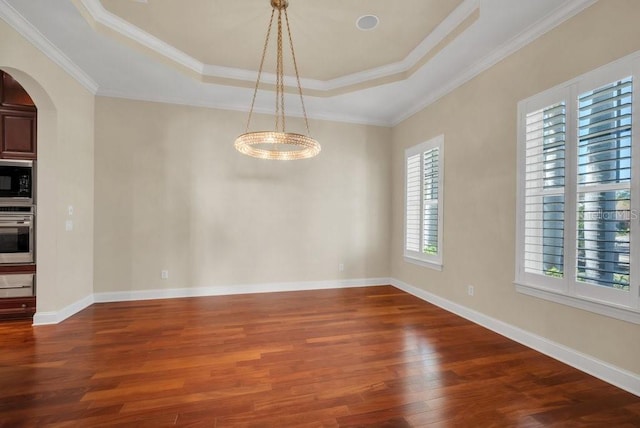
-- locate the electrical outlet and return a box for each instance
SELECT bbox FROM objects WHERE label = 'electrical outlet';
[161,270,169,280]
[339,263,344,272]
[467,285,474,296]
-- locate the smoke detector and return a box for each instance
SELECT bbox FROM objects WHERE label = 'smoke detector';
[356,15,379,31]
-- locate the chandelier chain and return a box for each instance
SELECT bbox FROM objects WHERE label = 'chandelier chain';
[275,8,285,133]
[245,8,276,133]
[284,8,311,135]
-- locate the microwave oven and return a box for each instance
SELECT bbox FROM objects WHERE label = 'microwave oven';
[0,160,33,204]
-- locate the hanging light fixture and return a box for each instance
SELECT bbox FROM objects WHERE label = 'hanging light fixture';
[234,0,321,160]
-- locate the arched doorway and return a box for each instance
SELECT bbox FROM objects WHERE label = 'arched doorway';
[0,67,58,323]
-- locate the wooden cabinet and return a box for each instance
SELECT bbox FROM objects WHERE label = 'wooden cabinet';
[0,265,36,321]
[0,109,37,159]
[0,71,37,159]
[0,296,36,320]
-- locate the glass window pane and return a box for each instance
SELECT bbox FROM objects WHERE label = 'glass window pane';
[577,190,630,291]
[423,148,439,201]
[578,78,632,186]
[423,205,438,255]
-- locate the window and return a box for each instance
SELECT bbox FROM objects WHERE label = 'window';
[404,135,444,270]
[516,52,640,323]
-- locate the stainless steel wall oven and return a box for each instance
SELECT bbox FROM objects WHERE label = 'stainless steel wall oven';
[0,206,34,264]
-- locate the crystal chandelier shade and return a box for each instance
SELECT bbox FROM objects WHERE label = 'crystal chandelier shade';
[234,0,321,160]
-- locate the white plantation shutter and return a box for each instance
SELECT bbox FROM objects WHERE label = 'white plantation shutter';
[405,153,421,253]
[404,136,444,268]
[523,102,566,278]
[516,53,640,321]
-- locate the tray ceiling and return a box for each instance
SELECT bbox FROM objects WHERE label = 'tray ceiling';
[0,0,597,126]
[99,0,464,82]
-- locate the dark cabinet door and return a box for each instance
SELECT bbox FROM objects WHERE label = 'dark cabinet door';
[0,296,36,320]
[0,109,37,159]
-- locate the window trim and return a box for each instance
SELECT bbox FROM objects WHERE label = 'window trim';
[404,135,444,270]
[515,50,640,324]
[515,281,640,325]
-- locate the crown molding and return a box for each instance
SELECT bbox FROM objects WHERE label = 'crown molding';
[79,0,203,74]
[78,0,478,93]
[95,88,392,127]
[391,0,598,126]
[404,0,478,68]
[0,0,98,94]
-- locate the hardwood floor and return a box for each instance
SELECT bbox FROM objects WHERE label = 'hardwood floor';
[0,286,638,427]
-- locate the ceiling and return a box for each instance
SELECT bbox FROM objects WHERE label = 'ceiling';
[0,0,596,126]
[99,0,464,82]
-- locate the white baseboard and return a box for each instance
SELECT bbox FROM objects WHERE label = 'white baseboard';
[33,294,95,325]
[32,278,390,324]
[93,277,390,303]
[390,278,640,397]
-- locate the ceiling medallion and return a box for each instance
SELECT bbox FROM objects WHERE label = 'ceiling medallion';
[234,0,321,161]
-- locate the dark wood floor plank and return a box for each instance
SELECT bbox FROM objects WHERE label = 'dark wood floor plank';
[0,285,638,427]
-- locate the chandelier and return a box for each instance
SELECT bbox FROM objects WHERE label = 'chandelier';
[234,0,321,160]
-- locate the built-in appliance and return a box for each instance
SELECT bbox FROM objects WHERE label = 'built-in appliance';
[0,273,34,298]
[0,206,34,264]
[0,160,33,205]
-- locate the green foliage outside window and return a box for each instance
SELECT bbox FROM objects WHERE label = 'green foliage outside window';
[545,266,563,278]
[423,245,437,255]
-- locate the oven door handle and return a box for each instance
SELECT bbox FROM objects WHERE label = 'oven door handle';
[0,219,31,226]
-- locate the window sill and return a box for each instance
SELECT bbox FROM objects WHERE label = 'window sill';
[404,256,443,271]
[515,281,640,325]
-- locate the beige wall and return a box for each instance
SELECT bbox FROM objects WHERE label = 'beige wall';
[391,0,640,375]
[94,97,390,292]
[0,20,95,314]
